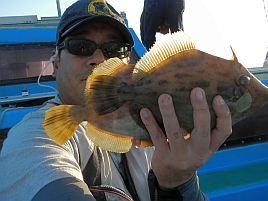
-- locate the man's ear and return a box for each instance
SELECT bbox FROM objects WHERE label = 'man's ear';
[52,49,60,78]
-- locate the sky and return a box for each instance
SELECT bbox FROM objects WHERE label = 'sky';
[0,0,268,68]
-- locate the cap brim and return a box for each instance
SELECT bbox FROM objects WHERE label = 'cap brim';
[60,15,134,47]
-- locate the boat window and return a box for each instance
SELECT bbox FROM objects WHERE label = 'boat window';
[0,43,55,81]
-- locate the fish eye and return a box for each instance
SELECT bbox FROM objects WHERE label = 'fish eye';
[237,75,251,86]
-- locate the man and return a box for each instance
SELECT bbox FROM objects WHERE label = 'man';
[141,0,185,50]
[0,0,231,200]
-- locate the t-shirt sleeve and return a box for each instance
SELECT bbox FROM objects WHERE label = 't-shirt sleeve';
[0,107,89,201]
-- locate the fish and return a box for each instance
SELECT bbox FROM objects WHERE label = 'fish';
[43,31,268,153]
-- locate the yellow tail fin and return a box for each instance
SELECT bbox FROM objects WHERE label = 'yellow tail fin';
[43,105,79,145]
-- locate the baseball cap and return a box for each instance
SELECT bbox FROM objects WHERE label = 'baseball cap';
[56,0,134,47]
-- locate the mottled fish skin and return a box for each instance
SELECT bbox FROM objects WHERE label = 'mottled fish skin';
[90,50,268,134]
[129,49,268,132]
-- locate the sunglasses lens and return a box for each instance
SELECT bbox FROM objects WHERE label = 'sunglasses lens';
[64,39,131,58]
[68,39,96,56]
[102,43,131,58]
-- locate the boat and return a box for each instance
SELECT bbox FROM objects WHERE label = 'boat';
[0,6,268,201]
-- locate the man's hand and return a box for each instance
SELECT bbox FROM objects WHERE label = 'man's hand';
[140,87,232,190]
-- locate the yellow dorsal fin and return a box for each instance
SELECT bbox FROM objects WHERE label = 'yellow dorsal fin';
[133,31,196,82]
[86,122,133,153]
[84,58,127,101]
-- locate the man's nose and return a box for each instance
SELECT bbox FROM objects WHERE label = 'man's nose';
[86,48,105,66]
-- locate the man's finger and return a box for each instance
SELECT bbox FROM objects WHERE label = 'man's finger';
[191,88,211,150]
[140,108,168,153]
[158,94,186,149]
[210,95,232,152]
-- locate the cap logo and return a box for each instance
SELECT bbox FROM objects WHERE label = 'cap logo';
[88,0,117,18]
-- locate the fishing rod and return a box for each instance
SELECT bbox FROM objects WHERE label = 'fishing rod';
[263,0,268,18]
[56,0,61,17]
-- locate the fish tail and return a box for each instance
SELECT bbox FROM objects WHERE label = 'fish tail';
[43,105,80,145]
[89,75,126,115]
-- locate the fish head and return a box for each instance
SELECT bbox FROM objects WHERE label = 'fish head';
[222,59,268,124]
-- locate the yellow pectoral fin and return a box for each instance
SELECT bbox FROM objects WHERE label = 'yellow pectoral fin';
[86,123,133,153]
[43,105,79,145]
[236,93,252,113]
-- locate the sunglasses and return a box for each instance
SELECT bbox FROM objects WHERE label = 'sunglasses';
[58,38,131,59]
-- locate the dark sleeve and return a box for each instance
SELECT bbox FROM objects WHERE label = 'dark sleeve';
[148,169,209,201]
[32,177,96,201]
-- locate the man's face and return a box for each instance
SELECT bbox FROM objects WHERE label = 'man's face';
[53,22,125,105]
